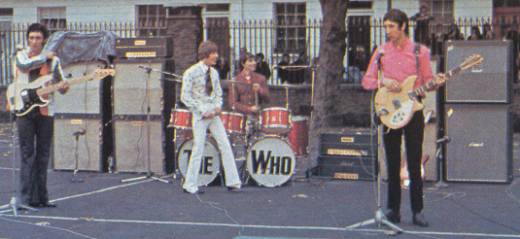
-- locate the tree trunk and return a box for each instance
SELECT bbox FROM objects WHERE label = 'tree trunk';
[309,1,348,168]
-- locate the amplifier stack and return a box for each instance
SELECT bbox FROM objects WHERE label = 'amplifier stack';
[113,37,175,174]
[315,130,377,181]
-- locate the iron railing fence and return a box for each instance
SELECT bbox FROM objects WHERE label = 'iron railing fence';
[1,17,516,86]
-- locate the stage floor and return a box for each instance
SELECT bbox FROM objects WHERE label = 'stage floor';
[1,125,520,239]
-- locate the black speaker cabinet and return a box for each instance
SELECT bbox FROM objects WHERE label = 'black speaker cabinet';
[53,114,104,171]
[445,40,512,103]
[445,104,513,183]
[113,115,172,174]
[54,62,106,114]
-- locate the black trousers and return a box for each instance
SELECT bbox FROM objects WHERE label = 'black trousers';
[17,110,54,205]
[383,111,424,214]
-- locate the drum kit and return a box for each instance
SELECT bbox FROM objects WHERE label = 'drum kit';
[168,85,308,187]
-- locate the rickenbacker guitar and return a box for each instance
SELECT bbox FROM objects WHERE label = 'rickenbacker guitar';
[374,54,483,129]
[7,68,115,116]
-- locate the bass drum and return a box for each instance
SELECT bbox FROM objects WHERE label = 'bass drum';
[177,139,221,186]
[246,137,295,187]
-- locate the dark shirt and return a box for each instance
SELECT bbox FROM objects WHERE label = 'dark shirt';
[255,61,271,80]
[278,60,290,83]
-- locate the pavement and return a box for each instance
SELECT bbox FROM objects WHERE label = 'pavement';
[0,123,520,239]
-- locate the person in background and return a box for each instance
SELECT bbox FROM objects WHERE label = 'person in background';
[411,4,433,46]
[255,53,271,80]
[215,56,230,80]
[444,23,464,40]
[277,53,291,84]
[467,26,483,40]
[483,23,495,40]
[290,52,307,84]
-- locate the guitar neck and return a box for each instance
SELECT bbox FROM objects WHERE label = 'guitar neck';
[36,74,92,96]
[411,66,462,97]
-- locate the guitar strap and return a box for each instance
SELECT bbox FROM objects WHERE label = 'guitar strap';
[414,43,424,101]
[414,43,420,80]
[376,47,385,89]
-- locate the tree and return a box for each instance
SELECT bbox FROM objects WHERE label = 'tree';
[309,1,348,165]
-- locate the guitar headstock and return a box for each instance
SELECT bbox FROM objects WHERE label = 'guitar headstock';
[92,69,116,80]
[459,54,484,71]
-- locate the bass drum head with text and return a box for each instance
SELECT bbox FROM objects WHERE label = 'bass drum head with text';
[246,137,295,187]
[177,139,221,186]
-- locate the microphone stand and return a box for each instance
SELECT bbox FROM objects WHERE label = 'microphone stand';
[71,129,86,183]
[0,53,38,215]
[434,136,449,188]
[346,51,402,235]
[121,62,169,184]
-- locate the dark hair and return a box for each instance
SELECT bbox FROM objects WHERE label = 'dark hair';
[256,53,264,60]
[239,53,255,71]
[383,9,409,35]
[26,23,49,40]
[197,40,218,60]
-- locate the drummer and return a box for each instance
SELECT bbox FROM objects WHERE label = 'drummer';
[228,52,270,135]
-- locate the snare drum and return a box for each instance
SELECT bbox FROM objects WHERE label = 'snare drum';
[170,108,192,129]
[246,136,295,187]
[177,138,221,186]
[219,111,245,134]
[260,107,291,134]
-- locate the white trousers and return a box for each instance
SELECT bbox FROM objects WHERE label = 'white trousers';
[182,116,241,193]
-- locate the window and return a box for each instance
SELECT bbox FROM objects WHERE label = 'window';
[274,2,306,53]
[136,5,167,37]
[0,8,13,31]
[205,4,230,12]
[347,1,372,9]
[38,7,67,31]
[429,0,453,20]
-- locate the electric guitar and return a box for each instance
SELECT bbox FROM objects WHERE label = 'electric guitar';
[374,54,483,129]
[7,68,115,116]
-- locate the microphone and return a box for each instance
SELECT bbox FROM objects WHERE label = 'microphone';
[138,65,153,73]
[436,136,450,144]
[72,128,86,137]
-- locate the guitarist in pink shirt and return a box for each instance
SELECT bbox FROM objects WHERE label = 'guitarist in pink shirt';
[362,9,446,227]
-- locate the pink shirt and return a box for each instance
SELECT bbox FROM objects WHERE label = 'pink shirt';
[362,38,433,90]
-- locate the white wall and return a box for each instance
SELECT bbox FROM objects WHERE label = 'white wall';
[454,0,493,19]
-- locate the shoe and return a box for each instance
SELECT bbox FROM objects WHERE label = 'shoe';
[412,212,429,227]
[226,186,240,192]
[182,188,204,195]
[385,210,401,223]
[39,202,57,208]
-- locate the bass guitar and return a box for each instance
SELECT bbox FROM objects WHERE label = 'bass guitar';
[374,54,483,129]
[7,68,115,116]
